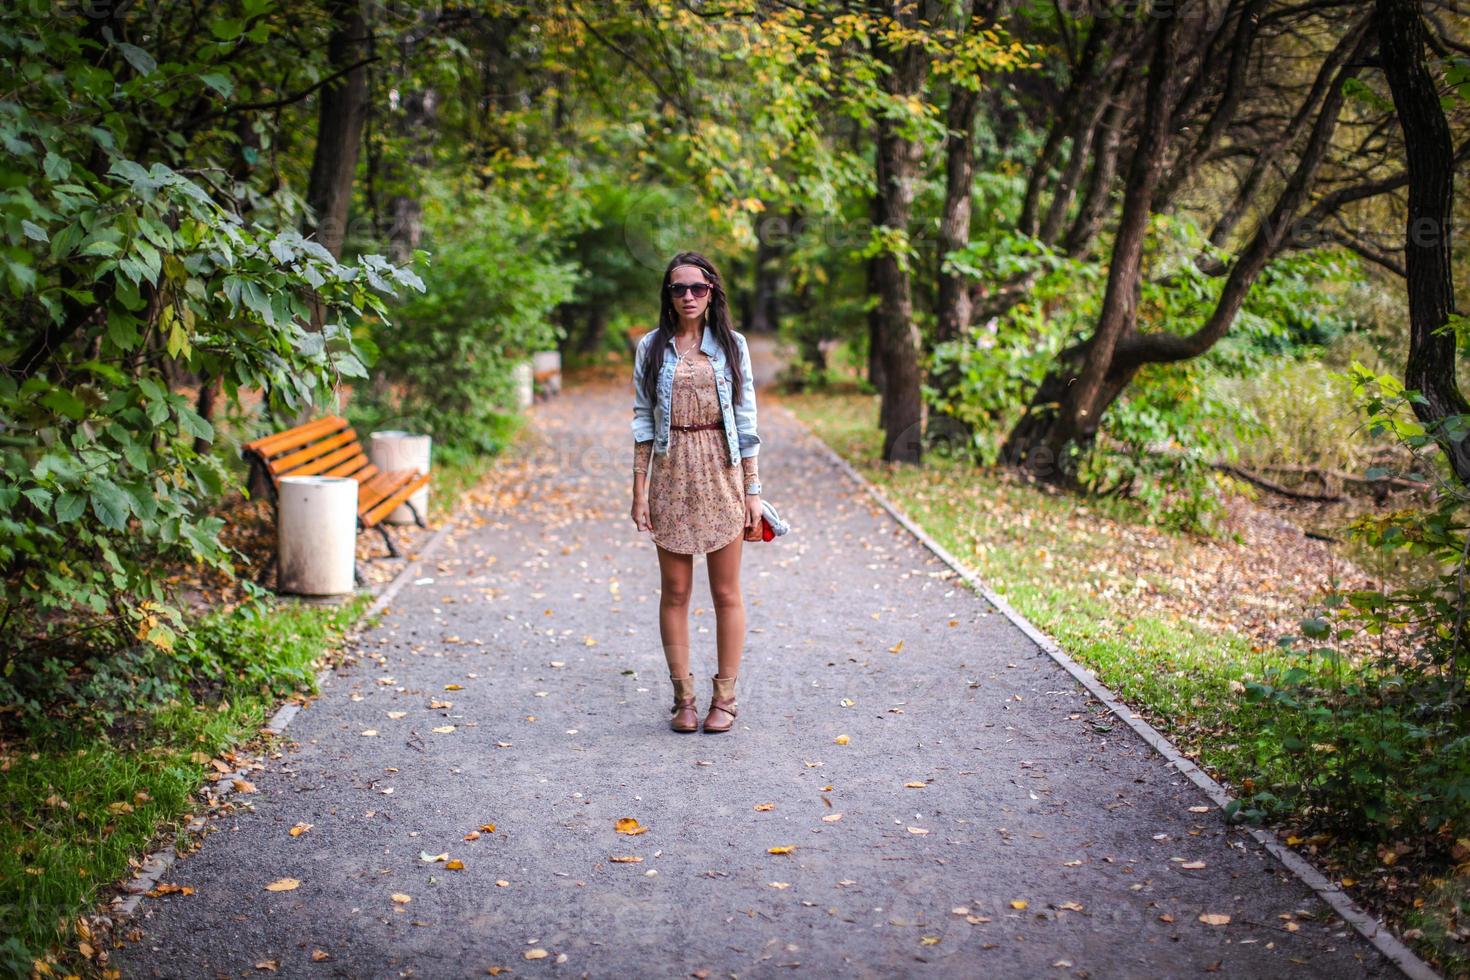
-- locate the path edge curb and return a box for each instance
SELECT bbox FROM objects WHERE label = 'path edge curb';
[785,402,1439,980]
[107,461,479,922]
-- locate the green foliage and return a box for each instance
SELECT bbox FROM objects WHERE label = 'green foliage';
[349,180,577,453]
[0,13,423,663]
[1236,365,1470,844]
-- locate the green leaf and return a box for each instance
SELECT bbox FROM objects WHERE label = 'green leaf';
[90,480,133,530]
[55,491,87,523]
[116,41,157,76]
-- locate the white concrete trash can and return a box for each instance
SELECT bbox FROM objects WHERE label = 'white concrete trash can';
[513,360,534,409]
[277,476,358,595]
[369,430,432,525]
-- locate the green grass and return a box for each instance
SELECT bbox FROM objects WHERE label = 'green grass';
[0,597,369,975]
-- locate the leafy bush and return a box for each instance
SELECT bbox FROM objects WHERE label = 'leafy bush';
[1236,363,1470,844]
[349,179,578,453]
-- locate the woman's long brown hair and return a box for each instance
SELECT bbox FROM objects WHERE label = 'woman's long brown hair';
[636,251,745,414]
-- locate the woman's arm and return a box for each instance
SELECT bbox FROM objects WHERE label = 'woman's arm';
[634,439,652,497]
[631,334,655,444]
[733,334,760,460]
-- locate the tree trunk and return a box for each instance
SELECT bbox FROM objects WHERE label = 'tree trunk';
[936,83,979,345]
[1375,0,1470,484]
[872,1,935,463]
[305,0,371,260]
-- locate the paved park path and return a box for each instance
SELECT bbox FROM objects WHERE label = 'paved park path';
[115,337,1398,978]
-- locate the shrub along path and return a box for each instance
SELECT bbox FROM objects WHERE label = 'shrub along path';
[112,347,1397,977]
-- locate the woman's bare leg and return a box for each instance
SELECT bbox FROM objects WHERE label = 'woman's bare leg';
[656,544,695,677]
[705,531,745,678]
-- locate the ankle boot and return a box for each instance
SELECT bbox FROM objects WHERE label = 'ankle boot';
[669,673,698,733]
[702,674,738,733]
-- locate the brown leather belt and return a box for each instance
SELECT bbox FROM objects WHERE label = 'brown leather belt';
[671,421,723,431]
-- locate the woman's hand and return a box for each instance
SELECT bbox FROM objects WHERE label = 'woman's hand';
[631,492,651,532]
[743,494,762,541]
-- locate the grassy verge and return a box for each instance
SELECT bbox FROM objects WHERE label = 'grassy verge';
[0,419,522,977]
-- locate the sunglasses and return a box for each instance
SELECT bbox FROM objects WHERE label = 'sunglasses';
[667,282,712,299]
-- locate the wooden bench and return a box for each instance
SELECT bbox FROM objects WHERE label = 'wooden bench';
[242,416,431,573]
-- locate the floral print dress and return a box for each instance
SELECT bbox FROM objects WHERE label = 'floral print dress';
[634,344,759,554]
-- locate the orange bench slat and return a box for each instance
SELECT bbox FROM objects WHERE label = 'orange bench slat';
[361,472,430,527]
[244,415,350,459]
[267,430,359,477]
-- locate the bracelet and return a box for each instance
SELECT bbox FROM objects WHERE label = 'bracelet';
[744,483,761,495]
[633,467,647,476]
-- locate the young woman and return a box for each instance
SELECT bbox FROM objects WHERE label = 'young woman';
[630,252,762,734]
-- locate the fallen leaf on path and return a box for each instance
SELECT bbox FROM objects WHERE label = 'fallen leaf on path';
[1180,861,1206,870]
[1010,899,1028,910]
[289,822,312,837]
[906,827,929,835]
[888,639,904,652]
[755,803,775,811]
[1199,913,1231,925]
[264,878,300,892]
[391,893,412,904]
[360,730,379,737]
[525,949,548,960]
[904,781,926,789]
[311,950,329,962]
[387,712,407,720]
[615,818,648,835]
[464,831,481,841]
[254,960,278,971]
[444,684,464,691]
[446,860,465,870]
[822,813,842,822]
[420,851,449,863]
[609,856,643,863]
[432,726,456,734]
[769,882,790,889]
[834,735,849,745]
[768,845,795,854]
[233,779,256,793]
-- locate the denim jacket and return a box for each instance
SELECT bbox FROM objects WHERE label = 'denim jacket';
[631,327,760,467]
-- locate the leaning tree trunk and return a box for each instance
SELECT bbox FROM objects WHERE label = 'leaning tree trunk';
[1001,15,1183,483]
[1375,0,1470,485]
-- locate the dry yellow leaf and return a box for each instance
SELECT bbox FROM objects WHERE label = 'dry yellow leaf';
[615,818,648,835]
[906,827,929,835]
[444,684,464,691]
[769,882,790,889]
[920,936,940,946]
[524,948,548,960]
[822,813,843,823]
[446,860,464,870]
[1009,899,1027,910]
[386,712,407,720]
[264,878,300,892]
[480,823,496,833]
[232,779,256,793]
[904,781,926,788]
[495,880,510,887]
[255,959,279,971]
[310,950,329,962]
[834,735,850,745]
[391,893,412,904]
[754,803,775,811]
[359,730,379,737]
[464,831,481,841]
[768,845,796,854]
[432,726,456,734]
[888,639,904,653]
[1198,913,1230,925]
[609,856,643,863]
[288,822,312,837]
[1180,861,1206,870]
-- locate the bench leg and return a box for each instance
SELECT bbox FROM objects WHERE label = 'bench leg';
[405,499,427,529]
[375,523,402,559]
